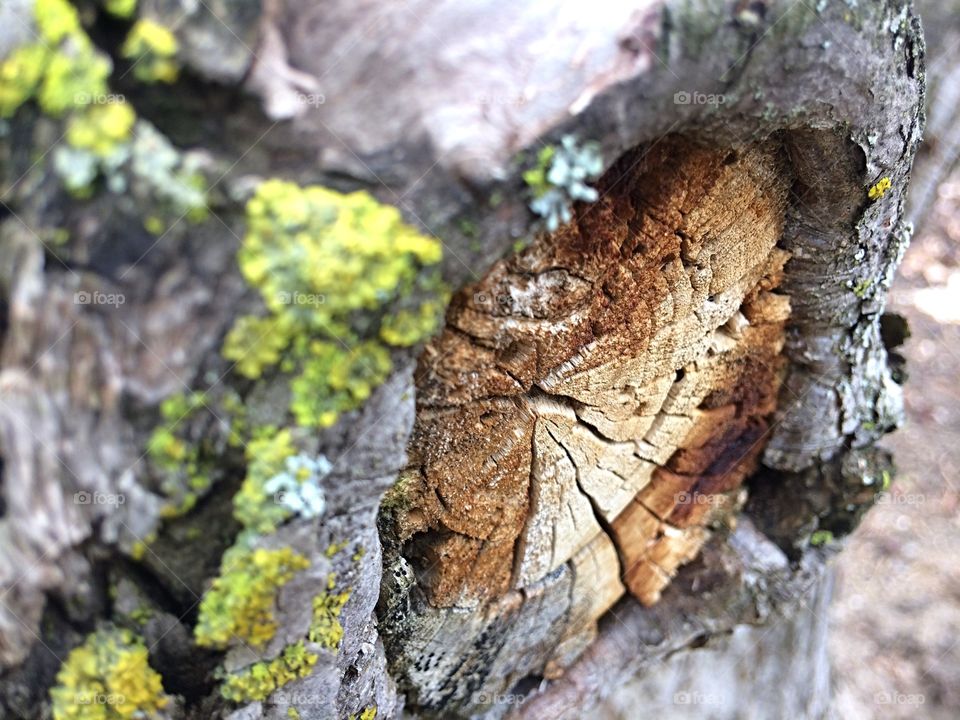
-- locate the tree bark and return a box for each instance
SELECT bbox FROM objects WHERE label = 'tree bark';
[0,1,923,719]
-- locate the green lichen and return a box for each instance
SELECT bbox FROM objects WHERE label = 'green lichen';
[810,529,834,547]
[218,641,318,703]
[232,428,299,534]
[852,278,873,298]
[146,391,217,518]
[325,540,350,558]
[379,300,445,346]
[131,540,147,561]
[129,604,153,627]
[881,469,892,492]
[146,388,247,520]
[194,543,310,649]
[50,626,169,720]
[121,19,179,84]
[222,180,447,429]
[522,145,557,196]
[102,0,137,19]
[288,341,393,427]
[308,577,350,651]
[457,218,477,238]
[66,102,136,158]
[130,531,156,562]
[380,469,416,514]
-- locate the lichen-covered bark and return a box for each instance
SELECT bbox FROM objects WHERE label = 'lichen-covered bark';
[0,0,923,719]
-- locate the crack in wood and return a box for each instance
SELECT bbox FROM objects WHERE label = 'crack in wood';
[383,134,792,669]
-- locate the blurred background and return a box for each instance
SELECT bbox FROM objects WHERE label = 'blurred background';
[830,2,960,716]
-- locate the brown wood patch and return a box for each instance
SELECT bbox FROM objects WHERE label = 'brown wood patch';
[385,136,791,624]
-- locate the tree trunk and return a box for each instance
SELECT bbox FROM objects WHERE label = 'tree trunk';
[0,1,923,719]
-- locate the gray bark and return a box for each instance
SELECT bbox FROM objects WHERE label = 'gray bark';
[0,1,923,719]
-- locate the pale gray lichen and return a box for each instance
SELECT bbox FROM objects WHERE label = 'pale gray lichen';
[264,453,331,520]
[50,118,207,220]
[52,145,100,192]
[129,121,207,213]
[524,135,603,231]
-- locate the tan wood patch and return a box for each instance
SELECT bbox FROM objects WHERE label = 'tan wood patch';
[386,136,791,629]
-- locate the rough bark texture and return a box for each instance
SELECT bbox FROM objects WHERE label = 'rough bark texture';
[0,1,923,719]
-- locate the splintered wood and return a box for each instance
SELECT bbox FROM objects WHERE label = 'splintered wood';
[387,137,790,627]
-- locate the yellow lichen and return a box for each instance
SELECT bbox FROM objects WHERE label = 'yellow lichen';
[50,627,169,720]
[0,45,49,118]
[121,19,179,84]
[232,428,299,534]
[222,180,447,429]
[348,708,378,720]
[36,0,82,44]
[868,176,892,200]
[194,544,310,649]
[66,102,136,158]
[325,539,350,558]
[38,36,111,118]
[308,582,351,651]
[103,0,137,18]
[219,641,318,703]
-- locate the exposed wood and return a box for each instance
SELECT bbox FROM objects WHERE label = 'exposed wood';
[387,137,791,616]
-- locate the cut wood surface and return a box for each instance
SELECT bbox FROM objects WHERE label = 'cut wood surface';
[387,137,791,619]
